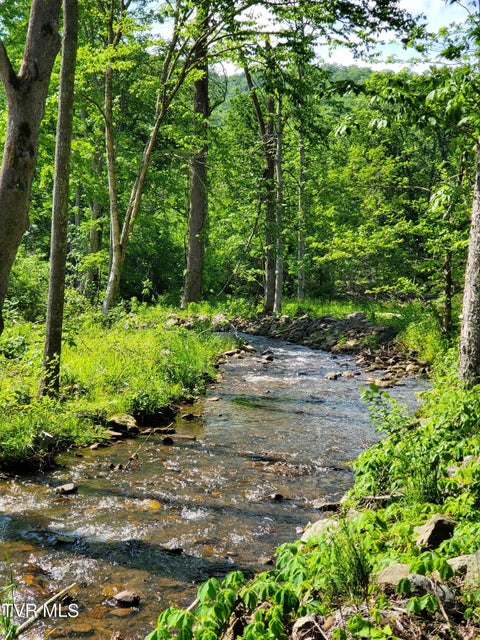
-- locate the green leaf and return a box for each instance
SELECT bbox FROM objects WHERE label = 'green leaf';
[197,577,220,603]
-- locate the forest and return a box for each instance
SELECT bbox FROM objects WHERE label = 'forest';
[3,0,480,638]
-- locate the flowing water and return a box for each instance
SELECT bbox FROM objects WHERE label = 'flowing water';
[0,336,427,639]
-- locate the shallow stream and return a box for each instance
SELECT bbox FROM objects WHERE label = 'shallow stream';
[0,335,427,639]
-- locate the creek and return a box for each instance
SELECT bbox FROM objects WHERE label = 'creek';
[0,335,427,639]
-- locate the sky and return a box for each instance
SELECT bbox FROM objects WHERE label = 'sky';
[324,0,472,68]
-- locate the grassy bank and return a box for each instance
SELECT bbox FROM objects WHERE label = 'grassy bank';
[145,324,480,639]
[0,302,234,471]
[0,295,444,471]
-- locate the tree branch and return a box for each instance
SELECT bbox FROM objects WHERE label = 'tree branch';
[244,64,268,139]
[0,40,18,102]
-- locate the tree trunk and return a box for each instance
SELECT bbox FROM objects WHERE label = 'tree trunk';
[40,0,78,396]
[273,94,283,315]
[263,95,276,314]
[459,138,480,386]
[442,250,453,338]
[182,10,209,308]
[295,50,307,303]
[297,125,306,302]
[297,52,306,303]
[244,66,276,314]
[0,0,61,334]
[100,1,203,314]
[101,60,122,315]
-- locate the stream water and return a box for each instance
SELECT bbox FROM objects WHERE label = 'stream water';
[0,335,427,639]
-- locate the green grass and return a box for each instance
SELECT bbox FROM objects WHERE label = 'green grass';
[0,303,234,471]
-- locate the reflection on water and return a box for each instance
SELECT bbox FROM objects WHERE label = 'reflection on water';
[0,335,427,639]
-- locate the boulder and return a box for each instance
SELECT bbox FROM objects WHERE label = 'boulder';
[407,574,456,609]
[447,554,473,575]
[312,500,341,512]
[113,590,140,607]
[106,414,139,436]
[300,517,338,542]
[415,514,456,549]
[465,550,480,588]
[105,430,126,439]
[55,483,77,495]
[372,566,455,608]
[371,563,410,591]
[324,372,340,380]
[291,615,328,640]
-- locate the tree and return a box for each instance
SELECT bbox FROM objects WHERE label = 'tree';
[40,0,79,396]
[182,0,210,307]
[244,63,277,312]
[459,140,480,385]
[0,0,62,334]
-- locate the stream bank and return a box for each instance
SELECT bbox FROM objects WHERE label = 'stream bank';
[0,334,426,639]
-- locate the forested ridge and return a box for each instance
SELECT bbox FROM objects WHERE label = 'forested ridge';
[3,0,480,638]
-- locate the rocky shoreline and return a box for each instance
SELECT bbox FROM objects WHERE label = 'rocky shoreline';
[209,311,430,386]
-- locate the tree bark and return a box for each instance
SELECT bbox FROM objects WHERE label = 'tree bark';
[244,66,276,314]
[297,57,306,302]
[297,124,306,301]
[263,95,276,314]
[182,4,209,308]
[0,0,62,334]
[459,138,480,386]
[101,1,206,313]
[101,56,123,314]
[273,94,283,315]
[40,0,78,396]
[443,250,453,337]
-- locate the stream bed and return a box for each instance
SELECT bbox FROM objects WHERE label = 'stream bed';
[0,335,427,639]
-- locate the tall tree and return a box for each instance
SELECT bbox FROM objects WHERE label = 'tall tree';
[40,0,79,396]
[459,143,480,385]
[0,0,62,334]
[273,92,284,314]
[244,64,276,312]
[182,0,210,307]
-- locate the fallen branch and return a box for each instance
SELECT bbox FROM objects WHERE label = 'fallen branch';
[186,598,199,612]
[14,582,77,637]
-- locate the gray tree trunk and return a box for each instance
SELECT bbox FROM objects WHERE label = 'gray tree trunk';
[244,66,276,314]
[40,0,78,396]
[182,18,209,308]
[459,139,480,386]
[0,0,61,334]
[101,1,203,313]
[101,59,122,315]
[273,95,283,315]
[263,95,276,314]
[297,126,306,302]
[296,56,306,302]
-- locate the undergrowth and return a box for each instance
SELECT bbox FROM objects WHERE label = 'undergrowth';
[0,303,233,470]
[147,358,480,639]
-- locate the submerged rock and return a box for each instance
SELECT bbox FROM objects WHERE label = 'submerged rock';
[113,590,140,607]
[54,482,77,495]
[324,372,340,380]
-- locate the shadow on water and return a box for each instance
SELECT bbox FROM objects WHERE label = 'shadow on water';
[0,334,428,639]
[0,510,247,581]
